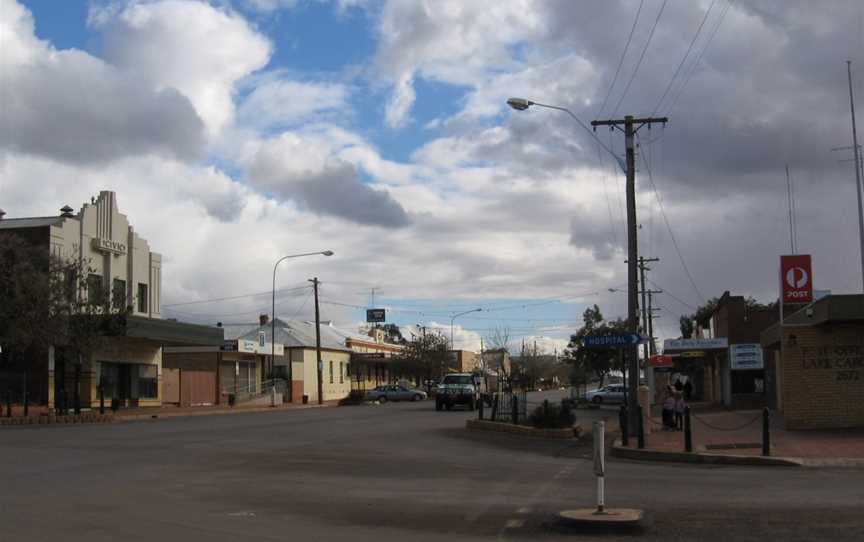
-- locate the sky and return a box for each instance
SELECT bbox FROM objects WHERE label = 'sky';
[2,0,863,354]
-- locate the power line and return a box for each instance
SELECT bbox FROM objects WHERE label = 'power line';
[637,134,705,304]
[651,0,718,115]
[611,0,668,116]
[665,0,735,115]
[647,278,698,311]
[596,0,645,116]
[163,284,310,307]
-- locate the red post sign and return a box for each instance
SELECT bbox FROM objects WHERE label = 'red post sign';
[780,255,813,304]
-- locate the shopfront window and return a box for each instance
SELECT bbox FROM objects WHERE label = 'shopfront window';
[112,278,126,309]
[137,365,158,399]
[329,361,334,384]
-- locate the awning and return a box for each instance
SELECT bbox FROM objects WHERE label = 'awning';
[124,316,224,346]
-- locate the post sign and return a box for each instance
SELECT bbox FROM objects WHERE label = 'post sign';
[730,343,764,370]
[366,309,386,323]
[780,254,813,304]
[582,334,644,348]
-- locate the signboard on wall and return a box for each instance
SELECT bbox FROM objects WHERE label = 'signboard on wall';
[780,254,813,304]
[649,354,674,367]
[663,338,728,350]
[730,343,764,370]
[366,309,386,323]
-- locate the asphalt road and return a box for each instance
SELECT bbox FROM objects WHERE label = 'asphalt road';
[2,393,863,542]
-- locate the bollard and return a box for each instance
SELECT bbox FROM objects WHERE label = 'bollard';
[99,385,105,415]
[543,399,549,420]
[637,405,645,449]
[619,404,629,447]
[684,406,693,452]
[478,395,484,420]
[593,420,606,513]
[512,395,519,424]
[74,364,81,415]
[22,374,29,417]
[762,407,770,457]
[5,391,10,418]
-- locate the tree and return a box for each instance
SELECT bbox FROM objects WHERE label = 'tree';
[679,315,694,338]
[0,233,130,408]
[564,305,627,388]
[512,342,555,390]
[390,330,450,393]
[377,323,406,344]
[484,325,512,353]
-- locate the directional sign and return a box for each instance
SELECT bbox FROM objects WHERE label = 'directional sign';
[582,334,644,348]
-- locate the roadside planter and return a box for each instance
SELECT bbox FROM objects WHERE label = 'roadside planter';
[466,418,581,439]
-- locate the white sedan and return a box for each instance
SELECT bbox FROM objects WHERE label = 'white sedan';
[585,385,627,404]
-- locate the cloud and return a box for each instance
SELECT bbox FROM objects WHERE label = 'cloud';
[384,73,415,129]
[96,0,273,136]
[236,77,350,130]
[0,0,205,165]
[242,130,411,227]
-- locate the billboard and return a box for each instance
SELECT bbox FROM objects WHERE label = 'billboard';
[780,254,813,304]
[366,309,386,323]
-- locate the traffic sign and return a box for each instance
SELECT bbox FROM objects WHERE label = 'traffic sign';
[582,334,644,348]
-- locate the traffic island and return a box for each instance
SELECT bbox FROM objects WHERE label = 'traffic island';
[466,419,581,439]
[556,508,646,532]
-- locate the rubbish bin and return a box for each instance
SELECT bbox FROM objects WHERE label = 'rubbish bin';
[302,395,309,404]
[228,394,235,407]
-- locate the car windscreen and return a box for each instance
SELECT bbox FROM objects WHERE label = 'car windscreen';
[442,375,473,385]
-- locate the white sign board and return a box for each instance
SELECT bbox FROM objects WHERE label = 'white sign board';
[663,338,728,350]
[730,343,764,370]
[237,340,284,356]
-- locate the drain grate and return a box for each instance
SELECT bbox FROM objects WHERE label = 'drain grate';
[704,442,762,450]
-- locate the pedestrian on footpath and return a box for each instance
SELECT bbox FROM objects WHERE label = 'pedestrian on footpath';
[662,387,676,430]
[674,391,686,431]
[683,379,693,401]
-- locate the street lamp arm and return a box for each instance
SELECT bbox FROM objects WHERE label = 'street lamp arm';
[449,308,482,349]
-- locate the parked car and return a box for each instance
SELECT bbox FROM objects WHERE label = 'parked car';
[365,385,427,403]
[585,385,627,404]
[436,373,481,411]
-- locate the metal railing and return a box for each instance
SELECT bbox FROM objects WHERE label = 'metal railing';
[227,378,287,404]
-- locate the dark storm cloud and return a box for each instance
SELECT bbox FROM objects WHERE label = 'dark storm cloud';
[1,52,205,165]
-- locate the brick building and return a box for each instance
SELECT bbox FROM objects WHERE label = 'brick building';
[761,294,864,429]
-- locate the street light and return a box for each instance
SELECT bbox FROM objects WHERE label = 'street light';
[272,250,333,402]
[506,97,625,172]
[450,308,482,349]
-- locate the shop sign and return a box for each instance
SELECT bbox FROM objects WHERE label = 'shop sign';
[730,343,764,370]
[366,309,386,323]
[92,237,127,255]
[649,354,674,367]
[680,350,706,358]
[663,338,728,350]
[780,254,813,304]
[801,345,863,382]
[236,340,284,356]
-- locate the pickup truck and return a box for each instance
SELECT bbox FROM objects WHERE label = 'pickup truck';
[435,373,480,411]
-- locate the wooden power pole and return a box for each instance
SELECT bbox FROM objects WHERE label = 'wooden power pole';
[310,277,323,405]
[591,115,667,428]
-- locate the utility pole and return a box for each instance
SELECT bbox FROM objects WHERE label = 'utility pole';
[647,290,662,356]
[592,114,667,428]
[310,277,323,405]
[638,256,659,367]
[847,61,864,292]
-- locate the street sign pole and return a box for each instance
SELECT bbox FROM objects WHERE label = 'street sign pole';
[593,420,606,514]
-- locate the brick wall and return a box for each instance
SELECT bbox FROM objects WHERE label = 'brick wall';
[781,323,864,430]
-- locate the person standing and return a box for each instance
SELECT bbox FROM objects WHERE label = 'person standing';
[674,378,684,393]
[683,379,693,401]
[674,391,686,431]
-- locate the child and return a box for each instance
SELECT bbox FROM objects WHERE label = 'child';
[662,388,676,430]
[674,391,686,431]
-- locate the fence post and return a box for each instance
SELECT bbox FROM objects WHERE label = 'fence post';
[637,404,645,449]
[619,404,629,447]
[543,399,549,421]
[5,389,11,417]
[490,394,498,421]
[512,395,519,425]
[478,395,484,420]
[684,406,692,452]
[762,407,770,457]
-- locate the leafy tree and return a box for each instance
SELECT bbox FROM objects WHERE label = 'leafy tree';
[376,323,406,344]
[564,305,627,388]
[390,330,450,393]
[679,315,694,338]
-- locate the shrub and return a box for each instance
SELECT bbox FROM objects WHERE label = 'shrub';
[528,401,575,429]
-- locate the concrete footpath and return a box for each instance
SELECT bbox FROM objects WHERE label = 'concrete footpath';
[611,409,864,468]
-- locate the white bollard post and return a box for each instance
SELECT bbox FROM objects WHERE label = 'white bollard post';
[593,420,606,514]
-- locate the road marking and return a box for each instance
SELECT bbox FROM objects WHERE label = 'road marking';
[516,507,531,514]
[226,511,256,518]
[504,519,524,528]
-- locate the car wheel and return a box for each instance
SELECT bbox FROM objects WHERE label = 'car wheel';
[379,395,387,403]
[413,394,422,402]
[592,396,603,404]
